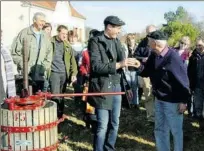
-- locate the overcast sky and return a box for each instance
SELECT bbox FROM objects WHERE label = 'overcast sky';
[70,1,204,33]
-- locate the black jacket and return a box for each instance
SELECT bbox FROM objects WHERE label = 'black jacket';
[87,32,125,110]
[188,49,204,91]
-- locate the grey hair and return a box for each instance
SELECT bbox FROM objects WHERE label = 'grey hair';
[33,12,46,22]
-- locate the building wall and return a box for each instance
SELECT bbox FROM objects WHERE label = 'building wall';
[1,1,85,49]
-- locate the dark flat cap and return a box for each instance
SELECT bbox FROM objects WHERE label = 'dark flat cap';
[104,16,125,26]
[147,30,168,40]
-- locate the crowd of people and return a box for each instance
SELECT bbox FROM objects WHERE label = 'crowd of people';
[1,12,204,151]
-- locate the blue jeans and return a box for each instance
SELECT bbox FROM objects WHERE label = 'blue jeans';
[125,70,139,105]
[94,84,122,151]
[154,100,183,151]
[194,88,204,117]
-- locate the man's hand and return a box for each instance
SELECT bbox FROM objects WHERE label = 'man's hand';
[127,58,141,68]
[178,103,187,114]
[71,76,77,83]
[116,59,127,69]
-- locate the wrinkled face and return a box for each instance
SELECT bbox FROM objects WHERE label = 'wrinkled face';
[196,40,204,52]
[58,28,68,41]
[106,24,122,39]
[44,27,52,37]
[34,15,46,30]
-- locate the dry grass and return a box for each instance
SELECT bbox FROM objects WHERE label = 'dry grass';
[57,98,204,151]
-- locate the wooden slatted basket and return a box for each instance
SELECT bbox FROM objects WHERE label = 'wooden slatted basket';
[0,101,59,151]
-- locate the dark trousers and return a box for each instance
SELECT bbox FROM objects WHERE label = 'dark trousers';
[50,71,67,118]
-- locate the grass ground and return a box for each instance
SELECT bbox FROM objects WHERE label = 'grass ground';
[57,97,204,151]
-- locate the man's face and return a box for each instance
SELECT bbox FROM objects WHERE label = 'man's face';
[107,24,122,39]
[34,15,46,30]
[196,40,204,52]
[148,38,158,53]
[58,28,68,41]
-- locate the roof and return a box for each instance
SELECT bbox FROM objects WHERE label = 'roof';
[30,1,86,20]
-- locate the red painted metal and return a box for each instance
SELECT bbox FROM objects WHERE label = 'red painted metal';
[1,118,64,133]
[1,142,58,151]
[5,91,125,110]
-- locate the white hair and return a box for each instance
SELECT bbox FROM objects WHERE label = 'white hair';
[33,12,46,22]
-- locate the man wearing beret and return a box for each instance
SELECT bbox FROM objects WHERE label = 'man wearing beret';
[88,16,136,151]
[132,30,190,151]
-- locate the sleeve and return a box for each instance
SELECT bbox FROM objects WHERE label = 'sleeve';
[42,39,53,71]
[88,38,116,75]
[70,48,78,76]
[10,32,24,71]
[139,54,154,77]
[187,55,197,91]
[170,54,190,103]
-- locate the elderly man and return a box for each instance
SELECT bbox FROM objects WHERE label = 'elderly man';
[11,12,52,93]
[88,16,136,151]
[133,30,190,151]
[50,25,77,118]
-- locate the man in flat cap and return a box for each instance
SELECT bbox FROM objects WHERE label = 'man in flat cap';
[88,16,136,151]
[132,30,190,151]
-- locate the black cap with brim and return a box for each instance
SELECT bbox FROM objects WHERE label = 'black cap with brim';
[147,30,168,40]
[104,16,125,26]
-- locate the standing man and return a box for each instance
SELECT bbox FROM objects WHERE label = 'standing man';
[88,15,135,151]
[133,30,190,151]
[136,25,157,122]
[50,25,77,118]
[11,12,52,93]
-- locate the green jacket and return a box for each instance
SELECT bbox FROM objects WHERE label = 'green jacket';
[51,36,78,79]
[11,25,53,81]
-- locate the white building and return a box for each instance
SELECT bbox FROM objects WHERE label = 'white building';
[1,1,86,48]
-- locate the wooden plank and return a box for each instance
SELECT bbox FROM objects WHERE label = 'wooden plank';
[53,102,58,151]
[0,109,2,149]
[7,110,14,150]
[33,109,39,150]
[2,109,8,150]
[39,108,45,148]
[26,110,33,150]
[19,111,27,151]
[13,111,20,151]
[44,107,50,147]
[49,103,54,146]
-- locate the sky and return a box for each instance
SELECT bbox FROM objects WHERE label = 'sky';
[70,1,204,33]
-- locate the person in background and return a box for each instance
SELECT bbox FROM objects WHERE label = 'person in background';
[1,30,17,100]
[136,25,157,122]
[122,33,139,108]
[11,12,53,94]
[42,22,52,38]
[174,36,192,117]
[174,36,191,65]
[50,25,77,119]
[42,22,53,92]
[188,38,204,130]
[79,29,101,133]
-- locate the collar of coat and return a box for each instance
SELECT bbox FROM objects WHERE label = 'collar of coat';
[95,31,122,60]
[51,36,71,49]
[27,25,46,37]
